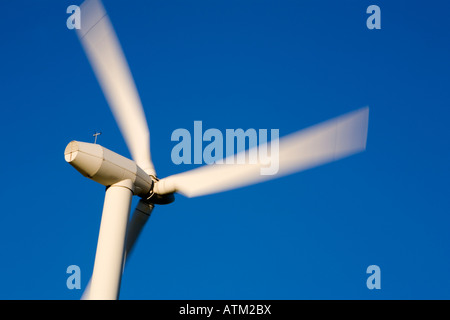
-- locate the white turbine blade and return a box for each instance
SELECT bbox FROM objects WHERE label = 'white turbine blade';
[125,200,154,258]
[77,0,155,176]
[155,107,369,198]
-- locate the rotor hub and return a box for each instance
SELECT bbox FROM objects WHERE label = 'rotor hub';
[144,176,175,205]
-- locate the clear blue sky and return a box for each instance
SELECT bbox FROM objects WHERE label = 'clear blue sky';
[0,0,449,299]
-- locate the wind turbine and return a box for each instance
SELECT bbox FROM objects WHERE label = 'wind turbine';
[66,0,369,300]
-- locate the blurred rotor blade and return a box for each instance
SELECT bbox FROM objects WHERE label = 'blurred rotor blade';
[155,107,369,198]
[124,200,154,259]
[77,0,155,176]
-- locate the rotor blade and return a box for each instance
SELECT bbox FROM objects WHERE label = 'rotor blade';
[155,107,369,198]
[77,0,155,176]
[81,200,154,300]
[124,200,154,259]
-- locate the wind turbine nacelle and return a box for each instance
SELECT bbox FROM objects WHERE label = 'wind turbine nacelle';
[64,141,153,197]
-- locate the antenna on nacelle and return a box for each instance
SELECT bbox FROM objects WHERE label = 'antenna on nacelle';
[93,132,102,144]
